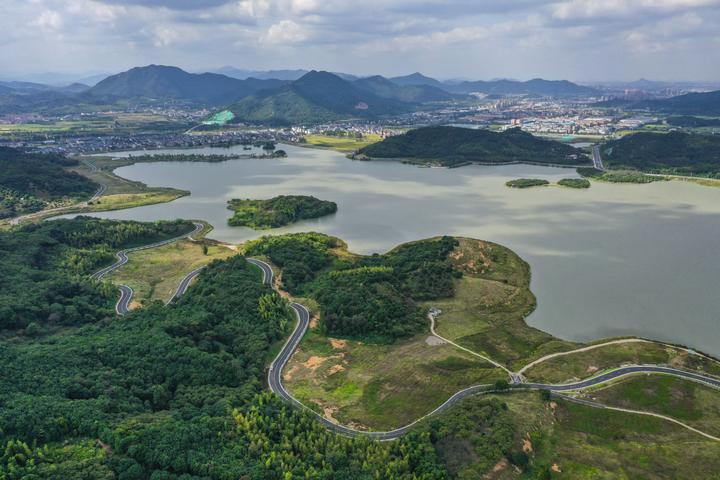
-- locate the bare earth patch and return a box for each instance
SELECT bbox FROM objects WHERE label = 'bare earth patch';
[425,335,446,346]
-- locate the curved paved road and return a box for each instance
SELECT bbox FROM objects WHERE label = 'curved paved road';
[92,222,204,315]
[248,257,720,440]
[168,266,206,304]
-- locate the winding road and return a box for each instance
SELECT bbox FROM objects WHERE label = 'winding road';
[91,221,204,315]
[247,257,720,440]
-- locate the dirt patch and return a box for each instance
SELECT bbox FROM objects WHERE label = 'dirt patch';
[97,440,113,455]
[129,300,142,310]
[425,335,446,346]
[309,315,320,329]
[484,457,509,479]
[551,464,562,473]
[328,364,345,375]
[322,405,339,424]
[330,338,347,349]
[586,365,599,373]
[303,356,329,371]
[522,437,533,453]
[283,365,299,381]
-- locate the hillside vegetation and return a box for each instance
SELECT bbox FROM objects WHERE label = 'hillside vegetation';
[359,126,590,167]
[245,233,459,342]
[603,131,720,177]
[227,195,338,229]
[0,147,97,218]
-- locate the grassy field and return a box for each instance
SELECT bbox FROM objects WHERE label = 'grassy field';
[584,375,720,436]
[523,341,720,383]
[486,392,720,479]
[303,134,382,152]
[428,238,576,370]
[284,329,504,430]
[105,239,236,307]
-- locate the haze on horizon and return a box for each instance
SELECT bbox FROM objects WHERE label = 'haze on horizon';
[1,0,720,83]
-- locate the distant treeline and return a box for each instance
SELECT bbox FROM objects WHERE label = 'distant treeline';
[0,147,98,218]
[603,131,720,177]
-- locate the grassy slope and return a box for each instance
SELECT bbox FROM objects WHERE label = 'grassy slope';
[430,238,576,370]
[286,329,503,430]
[523,341,720,383]
[501,393,720,479]
[105,239,236,306]
[584,375,720,437]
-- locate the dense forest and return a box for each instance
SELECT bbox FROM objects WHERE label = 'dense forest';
[245,233,459,342]
[0,217,195,330]
[603,131,720,177]
[0,147,98,218]
[227,195,338,229]
[358,126,590,167]
[666,116,720,128]
[0,218,529,479]
[505,178,549,188]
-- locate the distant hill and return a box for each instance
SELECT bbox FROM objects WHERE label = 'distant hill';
[603,131,720,176]
[87,65,285,105]
[213,67,309,81]
[228,71,409,125]
[389,72,446,89]
[638,90,720,116]
[446,78,599,97]
[358,126,590,167]
[353,75,456,103]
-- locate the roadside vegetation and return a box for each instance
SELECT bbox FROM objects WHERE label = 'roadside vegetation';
[105,238,236,307]
[228,195,337,229]
[0,217,195,331]
[505,178,550,188]
[522,340,720,383]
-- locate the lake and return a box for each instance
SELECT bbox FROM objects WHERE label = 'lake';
[72,143,720,355]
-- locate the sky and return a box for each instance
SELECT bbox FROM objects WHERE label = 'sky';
[2,0,720,82]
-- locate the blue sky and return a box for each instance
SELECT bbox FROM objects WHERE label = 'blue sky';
[2,0,719,81]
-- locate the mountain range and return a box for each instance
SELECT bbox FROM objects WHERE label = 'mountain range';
[227,71,412,125]
[2,65,718,120]
[86,65,286,105]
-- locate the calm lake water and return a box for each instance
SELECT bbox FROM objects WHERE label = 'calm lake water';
[70,144,720,354]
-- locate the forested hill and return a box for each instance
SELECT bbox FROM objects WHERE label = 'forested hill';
[227,71,410,125]
[638,90,720,116]
[0,147,98,219]
[359,126,590,167]
[603,131,720,177]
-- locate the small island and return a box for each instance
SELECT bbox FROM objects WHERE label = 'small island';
[505,178,550,188]
[227,195,337,229]
[557,178,591,189]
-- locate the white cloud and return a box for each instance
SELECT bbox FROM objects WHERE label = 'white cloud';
[261,19,309,45]
[31,9,63,30]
